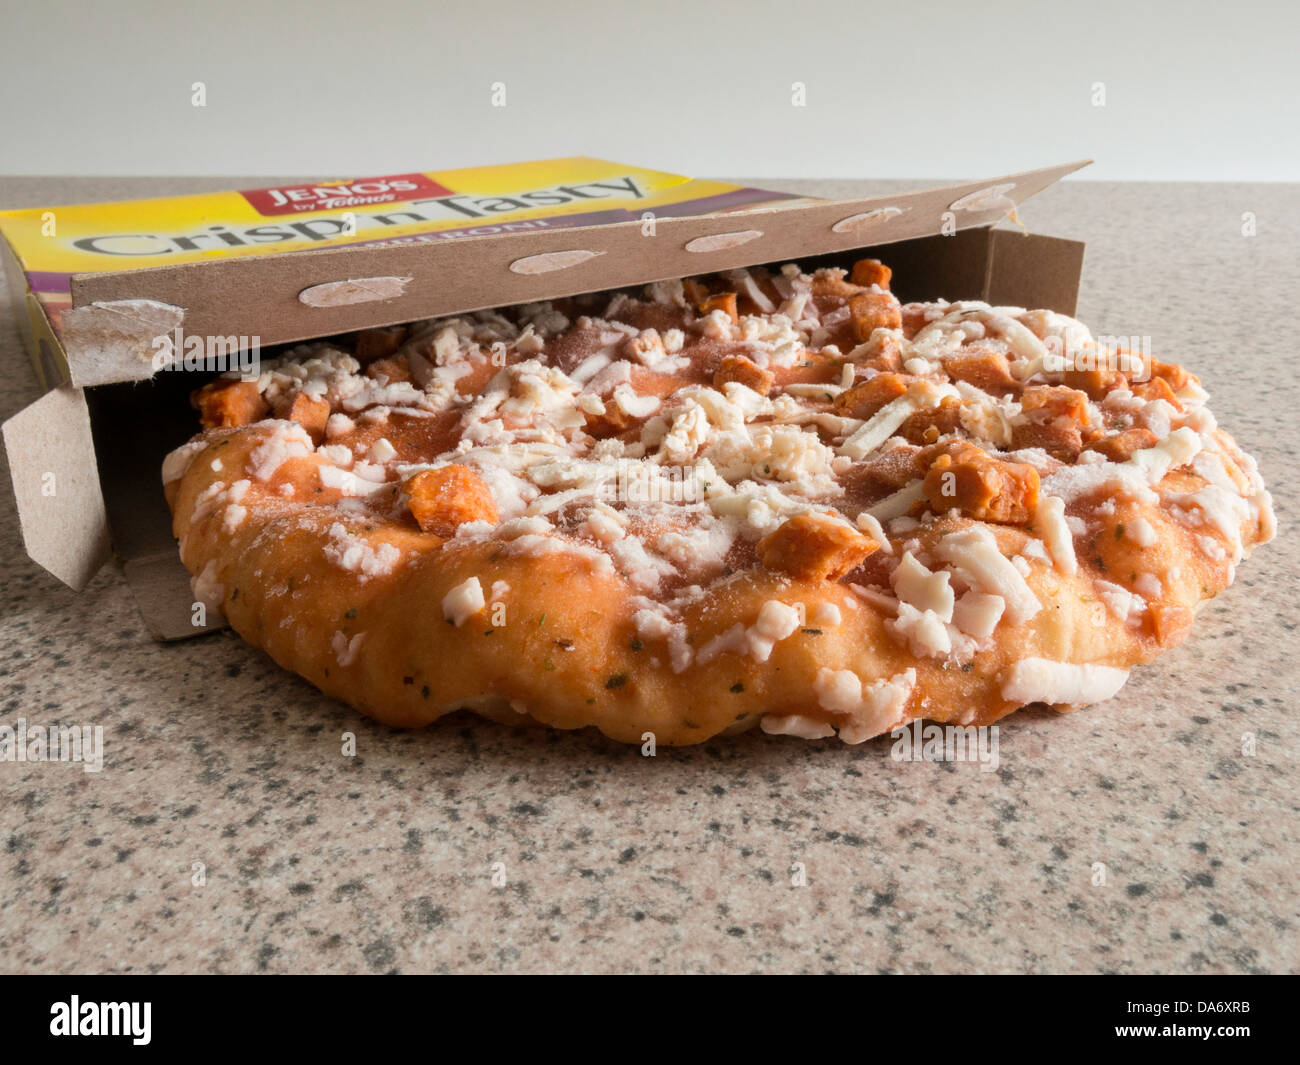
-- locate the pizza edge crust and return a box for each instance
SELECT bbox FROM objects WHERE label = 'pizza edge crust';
[166,423,1269,747]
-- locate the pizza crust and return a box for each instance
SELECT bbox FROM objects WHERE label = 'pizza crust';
[164,263,1274,745]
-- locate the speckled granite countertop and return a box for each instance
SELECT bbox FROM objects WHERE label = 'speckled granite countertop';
[0,176,1296,974]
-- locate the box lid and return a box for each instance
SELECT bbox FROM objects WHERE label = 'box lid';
[0,157,1088,387]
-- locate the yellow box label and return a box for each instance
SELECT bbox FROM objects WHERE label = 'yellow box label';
[0,158,789,278]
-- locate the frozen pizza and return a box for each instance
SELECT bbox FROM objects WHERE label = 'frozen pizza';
[163,259,1275,745]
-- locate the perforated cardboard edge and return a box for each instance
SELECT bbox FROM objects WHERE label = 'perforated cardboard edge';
[61,298,186,387]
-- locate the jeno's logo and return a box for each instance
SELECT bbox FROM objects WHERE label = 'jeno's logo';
[240,173,453,215]
[69,176,649,256]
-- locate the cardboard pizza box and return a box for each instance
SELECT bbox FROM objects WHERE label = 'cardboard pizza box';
[0,156,1089,640]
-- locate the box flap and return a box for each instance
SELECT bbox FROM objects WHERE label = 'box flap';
[986,228,1086,315]
[2,385,111,589]
[123,552,225,641]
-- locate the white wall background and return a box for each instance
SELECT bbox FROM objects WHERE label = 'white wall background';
[1,0,1296,181]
